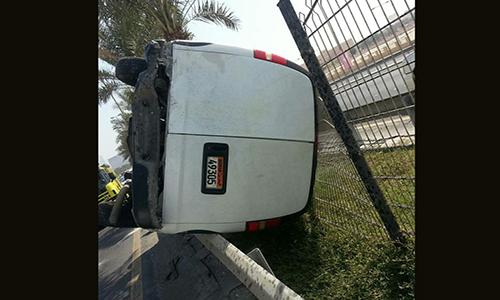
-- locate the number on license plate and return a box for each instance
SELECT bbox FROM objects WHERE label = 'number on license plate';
[206,156,224,190]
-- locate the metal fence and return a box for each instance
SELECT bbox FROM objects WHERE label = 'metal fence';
[280,0,415,243]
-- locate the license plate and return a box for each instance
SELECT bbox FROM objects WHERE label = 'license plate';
[206,156,224,190]
[202,143,228,194]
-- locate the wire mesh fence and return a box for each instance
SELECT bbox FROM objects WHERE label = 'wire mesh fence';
[285,0,415,243]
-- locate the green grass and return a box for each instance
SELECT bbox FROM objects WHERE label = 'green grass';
[364,147,415,236]
[225,214,415,299]
[225,147,415,299]
[315,147,415,238]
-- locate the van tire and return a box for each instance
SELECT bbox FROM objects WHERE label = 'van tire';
[116,57,148,87]
[98,202,114,230]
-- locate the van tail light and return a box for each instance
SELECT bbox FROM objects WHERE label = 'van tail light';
[254,50,287,65]
[246,218,282,232]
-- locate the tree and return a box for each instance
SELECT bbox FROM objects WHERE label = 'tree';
[99,0,241,65]
[98,69,129,115]
[147,0,240,41]
[99,0,241,159]
[110,89,133,161]
[99,0,163,66]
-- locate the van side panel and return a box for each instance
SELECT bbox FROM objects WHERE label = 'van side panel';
[162,134,313,227]
[168,48,315,142]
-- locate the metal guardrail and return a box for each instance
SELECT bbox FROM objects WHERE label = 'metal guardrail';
[196,234,304,300]
[279,0,415,244]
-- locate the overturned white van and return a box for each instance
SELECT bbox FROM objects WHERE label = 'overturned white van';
[114,40,317,234]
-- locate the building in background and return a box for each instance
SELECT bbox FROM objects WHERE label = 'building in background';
[107,154,128,170]
[99,155,109,166]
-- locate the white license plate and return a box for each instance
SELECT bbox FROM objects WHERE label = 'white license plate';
[206,156,224,190]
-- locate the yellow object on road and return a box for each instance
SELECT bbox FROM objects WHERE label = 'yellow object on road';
[98,165,122,203]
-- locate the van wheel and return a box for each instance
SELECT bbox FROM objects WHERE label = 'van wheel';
[115,57,148,87]
[98,202,114,230]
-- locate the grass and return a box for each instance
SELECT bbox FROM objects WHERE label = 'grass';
[315,146,415,238]
[225,214,415,299]
[364,147,415,236]
[225,146,415,299]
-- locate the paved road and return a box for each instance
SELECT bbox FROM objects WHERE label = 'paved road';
[353,114,415,148]
[318,114,414,152]
[98,227,256,300]
[332,49,415,111]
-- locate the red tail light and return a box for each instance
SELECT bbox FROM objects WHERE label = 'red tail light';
[265,218,281,229]
[246,221,261,232]
[253,49,287,65]
[246,218,282,232]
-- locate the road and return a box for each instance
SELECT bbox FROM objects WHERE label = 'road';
[318,114,415,152]
[353,114,415,148]
[98,227,256,300]
[332,48,415,111]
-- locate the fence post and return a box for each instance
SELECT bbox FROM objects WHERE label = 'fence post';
[277,0,406,245]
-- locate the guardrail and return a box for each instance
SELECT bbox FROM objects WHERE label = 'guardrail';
[195,234,304,300]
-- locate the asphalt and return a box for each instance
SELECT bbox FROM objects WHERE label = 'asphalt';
[333,48,415,110]
[98,227,256,300]
[318,114,415,152]
[353,114,415,148]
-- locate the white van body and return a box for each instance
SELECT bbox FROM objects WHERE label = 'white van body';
[158,42,316,233]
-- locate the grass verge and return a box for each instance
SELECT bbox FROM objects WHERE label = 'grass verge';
[225,214,414,299]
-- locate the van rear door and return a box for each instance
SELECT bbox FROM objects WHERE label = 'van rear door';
[161,42,316,233]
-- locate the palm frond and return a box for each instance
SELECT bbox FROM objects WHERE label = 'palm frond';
[145,0,192,41]
[98,81,122,105]
[98,69,116,81]
[180,0,197,19]
[117,87,135,110]
[98,68,126,106]
[98,47,120,66]
[99,0,163,65]
[187,0,240,30]
[111,112,132,160]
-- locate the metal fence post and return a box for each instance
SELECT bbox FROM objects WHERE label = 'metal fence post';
[277,0,406,245]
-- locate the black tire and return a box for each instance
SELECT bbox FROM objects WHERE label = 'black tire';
[118,196,137,227]
[98,202,114,231]
[115,57,148,87]
[109,185,129,226]
[127,117,134,162]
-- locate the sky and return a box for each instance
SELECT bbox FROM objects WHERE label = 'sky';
[98,0,414,160]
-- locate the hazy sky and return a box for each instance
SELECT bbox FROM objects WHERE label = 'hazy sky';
[98,0,414,160]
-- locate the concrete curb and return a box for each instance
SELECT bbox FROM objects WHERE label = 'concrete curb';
[195,234,304,300]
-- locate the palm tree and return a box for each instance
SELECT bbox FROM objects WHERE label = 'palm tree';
[99,68,134,160]
[110,89,134,160]
[98,69,128,115]
[99,0,241,65]
[146,0,240,41]
[99,0,241,158]
[99,0,163,66]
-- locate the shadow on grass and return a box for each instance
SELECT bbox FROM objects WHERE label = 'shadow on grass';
[224,213,415,300]
[223,213,324,297]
